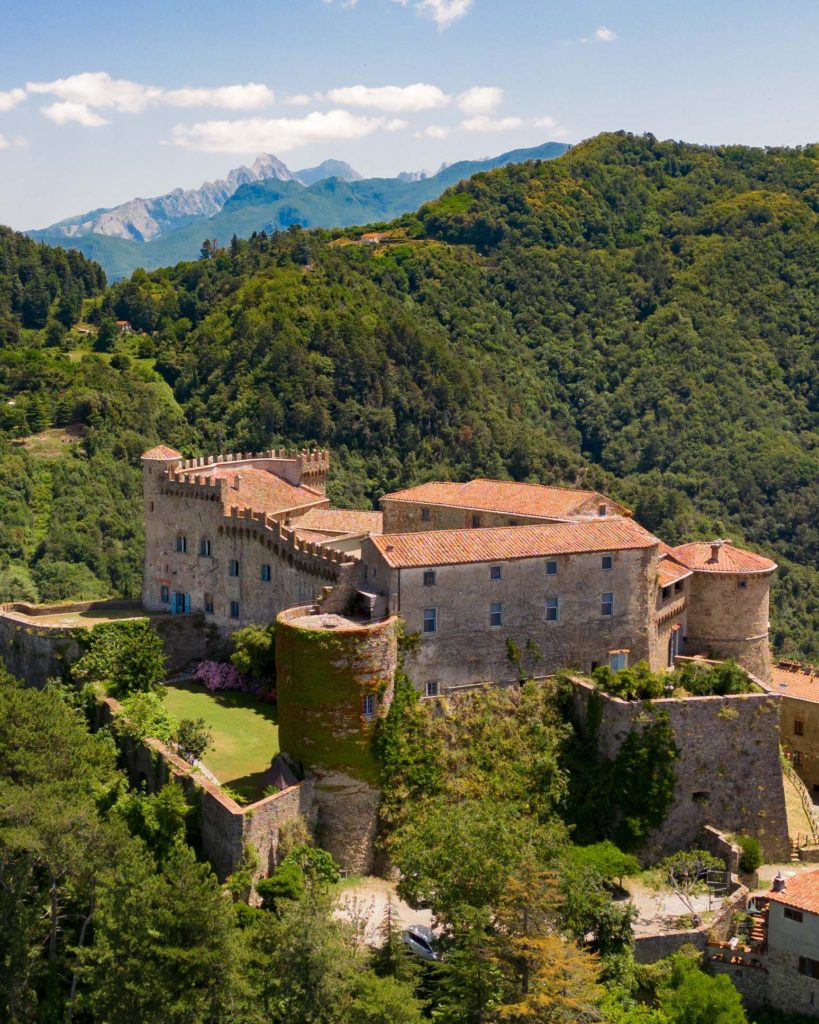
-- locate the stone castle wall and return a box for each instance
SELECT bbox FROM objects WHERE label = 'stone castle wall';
[0,601,211,687]
[570,679,790,862]
[99,696,315,880]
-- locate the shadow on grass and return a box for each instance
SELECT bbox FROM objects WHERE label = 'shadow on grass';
[166,678,279,726]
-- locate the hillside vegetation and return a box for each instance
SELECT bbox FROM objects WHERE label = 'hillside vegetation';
[0,132,816,658]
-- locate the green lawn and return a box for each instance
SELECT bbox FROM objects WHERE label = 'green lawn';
[163,680,279,802]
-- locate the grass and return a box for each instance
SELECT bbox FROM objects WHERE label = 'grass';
[163,679,280,803]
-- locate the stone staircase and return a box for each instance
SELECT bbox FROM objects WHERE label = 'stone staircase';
[783,763,819,858]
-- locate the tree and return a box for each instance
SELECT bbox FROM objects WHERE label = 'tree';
[371,895,420,983]
[231,623,277,685]
[569,842,640,890]
[114,691,178,744]
[82,841,240,1024]
[654,850,723,925]
[71,620,167,697]
[176,717,212,764]
[658,953,747,1024]
[349,973,425,1024]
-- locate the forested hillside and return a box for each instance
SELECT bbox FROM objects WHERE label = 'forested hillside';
[0,133,816,658]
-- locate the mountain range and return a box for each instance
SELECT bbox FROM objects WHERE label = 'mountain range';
[27,142,569,278]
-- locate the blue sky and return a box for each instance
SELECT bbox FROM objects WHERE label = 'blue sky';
[1,0,817,229]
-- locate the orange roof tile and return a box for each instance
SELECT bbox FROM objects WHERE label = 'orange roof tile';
[369,518,658,569]
[671,540,776,575]
[381,479,630,521]
[766,869,819,914]
[293,508,383,535]
[767,662,819,704]
[658,557,693,589]
[199,466,326,516]
[142,445,183,460]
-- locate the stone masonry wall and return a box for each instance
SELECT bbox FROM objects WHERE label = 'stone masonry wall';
[364,545,658,692]
[99,697,315,880]
[570,680,790,862]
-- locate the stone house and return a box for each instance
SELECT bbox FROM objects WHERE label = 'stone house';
[763,870,819,1014]
[762,661,819,799]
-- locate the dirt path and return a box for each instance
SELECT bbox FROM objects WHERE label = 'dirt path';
[333,877,433,946]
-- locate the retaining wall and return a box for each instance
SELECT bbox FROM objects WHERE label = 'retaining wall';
[570,679,790,862]
[99,697,314,880]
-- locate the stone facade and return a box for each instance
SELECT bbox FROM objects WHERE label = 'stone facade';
[362,543,658,692]
[569,679,791,862]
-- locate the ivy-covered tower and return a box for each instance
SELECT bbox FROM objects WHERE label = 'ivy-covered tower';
[275,605,398,873]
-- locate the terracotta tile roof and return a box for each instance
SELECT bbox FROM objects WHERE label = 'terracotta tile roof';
[142,445,183,460]
[766,869,819,915]
[293,508,383,536]
[199,466,326,516]
[767,662,819,704]
[671,540,776,575]
[369,518,658,569]
[381,479,630,521]
[658,557,693,589]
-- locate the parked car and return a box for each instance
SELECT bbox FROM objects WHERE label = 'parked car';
[402,924,440,961]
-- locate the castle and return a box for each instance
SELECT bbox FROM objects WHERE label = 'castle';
[142,444,777,690]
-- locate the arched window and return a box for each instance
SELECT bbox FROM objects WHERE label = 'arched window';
[229,559,240,577]
[175,534,187,553]
[261,563,272,582]
[199,537,212,557]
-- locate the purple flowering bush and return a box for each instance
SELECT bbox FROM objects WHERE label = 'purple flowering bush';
[194,661,260,695]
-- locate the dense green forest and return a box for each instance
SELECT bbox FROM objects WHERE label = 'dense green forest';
[0,132,816,659]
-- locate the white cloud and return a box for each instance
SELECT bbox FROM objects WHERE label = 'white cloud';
[534,115,556,129]
[580,25,617,43]
[416,0,473,27]
[460,114,523,132]
[416,124,450,139]
[282,93,313,106]
[26,71,274,124]
[163,83,274,109]
[385,118,409,131]
[322,0,359,7]
[325,82,449,112]
[169,109,385,153]
[457,86,502,115]
[0,87,26,113]
[41,102,109,127]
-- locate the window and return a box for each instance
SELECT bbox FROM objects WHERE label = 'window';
[421,507,430,523]
[230,600,240,620]
[261,563,272,582]
[199,538,211,556]
[490,565,502,581]
[229,559,240,577]
[601,554,613,570]
[598,503,607,516]
[425,680,439,698]
[795,720,805,736]
[372,567,378,579]
[471,514,481,528]
[423,608,437,634]
[674,580,684,592]
[362,693,375,718]
[662,586,671,599]
[204,593,214,614]
[509,519,519,527]
[160,585,170,604]
[692,791,710,804]
[785,907,804,923]
[799,956,819,978]
[176,534,187,553]
[423,570,437,587]
[609,651,628,671]
[738,579,748,590]
[601,592,614,617]
[793,752,803,767]
[546,597,559,622]
[546,560,557,576]
[490,602,503,627]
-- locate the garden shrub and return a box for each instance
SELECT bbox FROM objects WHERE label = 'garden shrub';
[736,836,762,874]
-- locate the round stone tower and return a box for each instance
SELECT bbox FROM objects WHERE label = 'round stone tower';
[672,539,777,682]
[275,606,398,873]
[141,446,183,610]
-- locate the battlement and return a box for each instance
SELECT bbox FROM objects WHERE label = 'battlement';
[224,506,358,570]
[169,448,330,483]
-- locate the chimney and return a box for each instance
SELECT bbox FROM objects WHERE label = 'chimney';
[233,475,241,492]
[772,872,786,893]
[710,540,723,563]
